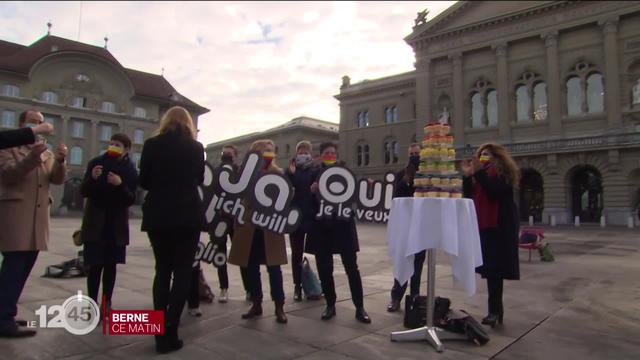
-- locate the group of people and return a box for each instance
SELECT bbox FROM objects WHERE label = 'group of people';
[0,105,522,354]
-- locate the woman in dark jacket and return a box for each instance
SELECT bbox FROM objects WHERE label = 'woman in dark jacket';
[306,142,371,324]
[80,133,137,309]
[461,142,520,328]
[139,106,205,354]
[285,140,316,301]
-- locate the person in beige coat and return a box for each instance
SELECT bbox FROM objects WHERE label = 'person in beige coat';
[228,139,288,324]
[0,110,67,338]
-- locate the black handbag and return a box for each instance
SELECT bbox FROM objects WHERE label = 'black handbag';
[403,295,451,329]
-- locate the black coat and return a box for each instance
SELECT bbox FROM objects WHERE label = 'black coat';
[286,163,315,233]
[463,168,520,280]
[139,132,205,232]
[0,127,35,150]
[80,153,138,247]
[305,162,360,256]
[394,166,415,198]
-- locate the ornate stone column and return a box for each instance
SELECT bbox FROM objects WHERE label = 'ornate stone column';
[493,43,510,140]
[449,52,465,146]
[542,31,562,135]
[414,58,431,138]
[599,17,621,128]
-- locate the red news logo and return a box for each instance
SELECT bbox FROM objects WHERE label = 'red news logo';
[105,310,164,335]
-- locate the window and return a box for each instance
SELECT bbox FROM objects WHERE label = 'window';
[471,92,483,128]
[356,111,369,128]
[567,77,583,116]
[69,146,83,165]
[134,107,147,118]
[384,140,400,164]
[1,84,19,97]
[384,141,391,164]
[101,101,116,113]
[134,129,144,144]
[516,85,531,122]
[131,152,142,168]
[364,145,370,166]
[565,62,604,116]
[487,90,498,127]
[356,145,362,167]
[586,73,604,113]
[1,110,16,128]
[42,91,58,104]
[72,96,87,108]
[72,121,85,138]
[533,83,548,121]
[392,141,399,164]
[384,106,398,124]
[100,125,112,141]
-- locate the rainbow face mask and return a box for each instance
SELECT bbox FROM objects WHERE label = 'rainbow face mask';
[479,155,490,164]
[262,151,275,168]
[106,145,124,158]
[322,154,337,166]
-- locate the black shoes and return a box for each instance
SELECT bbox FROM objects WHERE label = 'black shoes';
[355,307,371,324]
[155,325,183,354]
[0,325,36,338]
[241,300,263,319]
[275,302,288,324]
[293,285,303,302]
[321,305,336,320]
[481,313,503,328]
[386,299,400,312]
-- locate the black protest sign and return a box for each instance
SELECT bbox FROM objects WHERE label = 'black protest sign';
[198,151,301,235]
[315,165,395,223]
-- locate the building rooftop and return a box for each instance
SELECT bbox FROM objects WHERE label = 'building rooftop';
[0,35,209,114]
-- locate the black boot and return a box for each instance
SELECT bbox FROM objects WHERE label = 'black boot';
[321,305,336,320]
[155,325,183,354]
[293,285,303,302]
[481,313,500,328]
[241,299,263,319]
[386,299,400,312]
[355,307,371,324]
[275,301,288,324]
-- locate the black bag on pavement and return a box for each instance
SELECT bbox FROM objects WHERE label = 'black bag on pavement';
[441,309,490,345]
[403,295,451,329]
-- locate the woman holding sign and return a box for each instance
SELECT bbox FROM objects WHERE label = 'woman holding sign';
[461,143,520,328]
[307,142,371,324]
[228,139,288,324]
[139,106,204,354]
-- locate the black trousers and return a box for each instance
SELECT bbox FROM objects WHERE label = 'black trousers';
[148,228,200,327]
[245,230,284,302]
[390,250,426,301]
[315,250,364,308]
[188,263,200,309]
[87,263,117,305]
[0,251,38,330]
[213,233,250,291]
[487,276,504,315]
[289,229,306,286]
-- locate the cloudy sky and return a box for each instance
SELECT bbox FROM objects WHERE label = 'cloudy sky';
[1,1,456,146]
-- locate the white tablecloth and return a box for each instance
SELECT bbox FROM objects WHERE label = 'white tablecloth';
[387,198,483,296]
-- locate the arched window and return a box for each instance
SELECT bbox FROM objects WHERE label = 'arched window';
[384,141,391,164]
[364,145,370,166]
[69,147,83,165]
[392,106,398,123]
[42,91,58,104]
[565,62,605,116]
[385,107,392,124]
[516,85,530,122]
[487,90,498,127]
[567,76,583,116]
[392,141,399,164]
[533,82,548,121]
[586,73,604,113]
[471,92,483,128]
[356,110,369,128]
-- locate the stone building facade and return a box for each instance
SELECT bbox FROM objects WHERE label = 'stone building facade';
[205,117,338,169]
[0,34,209,212]
[336,1,640,225]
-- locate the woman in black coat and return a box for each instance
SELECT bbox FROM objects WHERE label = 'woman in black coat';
[80,133,137,309]
[306,142,371,324]
[461,142,520,328]
[285,140,316,301]
[139,106,205,354]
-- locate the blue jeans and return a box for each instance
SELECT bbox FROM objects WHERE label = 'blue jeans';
[0,251,39,330]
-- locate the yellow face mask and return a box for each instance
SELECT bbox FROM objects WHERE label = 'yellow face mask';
[106,145,124,157]
[479,155,490,164]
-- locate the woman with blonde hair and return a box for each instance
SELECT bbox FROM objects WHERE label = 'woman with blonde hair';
[139,106,205,353]
[461,142,520,328]
[228,139,288,323]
